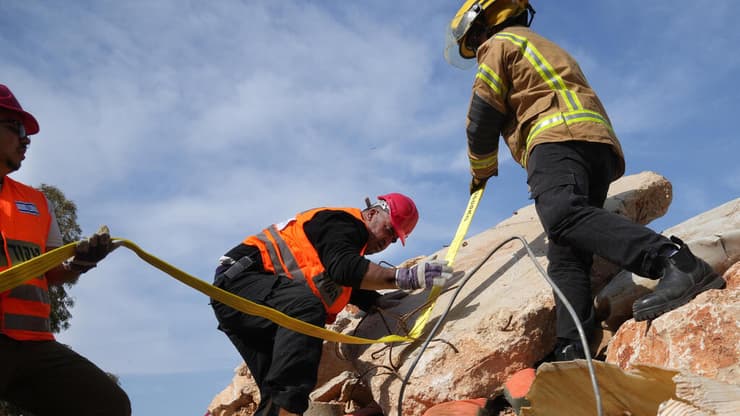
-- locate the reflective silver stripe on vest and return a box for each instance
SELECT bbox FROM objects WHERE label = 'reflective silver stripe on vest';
[3,313,51,333]
[254,226,307,283]
[265,226,307,283]
[9,285,50,304]
[254,230,287,276]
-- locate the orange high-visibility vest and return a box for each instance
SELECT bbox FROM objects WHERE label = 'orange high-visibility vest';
[0,176,53,340]
[243,207,367,323]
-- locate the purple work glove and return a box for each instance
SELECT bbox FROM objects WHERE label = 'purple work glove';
[395,260,453,290]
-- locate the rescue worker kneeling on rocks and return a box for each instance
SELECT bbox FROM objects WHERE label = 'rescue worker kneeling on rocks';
[210,193,452,416]
[444,0,725,361]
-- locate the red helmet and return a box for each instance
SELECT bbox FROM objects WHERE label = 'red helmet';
[0,84,39,135]
[378,193,418,246]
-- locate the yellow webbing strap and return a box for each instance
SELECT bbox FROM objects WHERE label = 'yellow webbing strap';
[404,185,485,339]
[0,189,484,345]
[0,240,411,344]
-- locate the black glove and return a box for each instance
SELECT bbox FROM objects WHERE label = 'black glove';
[470,176,488,195]
[64,225,117,273]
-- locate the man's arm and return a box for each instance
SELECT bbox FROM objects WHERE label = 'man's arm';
[305,210,375,288]
[43,198,77,285]
[467,40,509,192]
[46,225,116,286]
[306,210,452,292]
[467,92,504,180]
[45,260,82,286]
[305,210,414,290]
[359,262,397,290]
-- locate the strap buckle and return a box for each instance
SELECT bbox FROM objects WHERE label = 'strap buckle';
[218,255,254,280]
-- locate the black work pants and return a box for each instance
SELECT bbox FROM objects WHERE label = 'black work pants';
[0,334,131,416]
[526,141,672,341]
[212,269,326,416]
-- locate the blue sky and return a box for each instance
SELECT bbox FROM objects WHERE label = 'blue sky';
[2,1,739,414]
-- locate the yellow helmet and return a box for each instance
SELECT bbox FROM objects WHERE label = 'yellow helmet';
[444,0,531,68]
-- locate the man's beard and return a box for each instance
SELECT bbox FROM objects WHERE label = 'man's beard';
[5,158,21,173]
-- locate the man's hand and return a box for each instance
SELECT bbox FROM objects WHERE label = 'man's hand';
[395,260,453,290]
[470,176,488,195]
[64,225,118,273]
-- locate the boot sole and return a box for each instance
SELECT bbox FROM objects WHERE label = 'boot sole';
[633,273,726,321]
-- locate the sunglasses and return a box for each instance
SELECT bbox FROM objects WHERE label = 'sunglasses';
[372,201,399,243]
[0,119,27,139]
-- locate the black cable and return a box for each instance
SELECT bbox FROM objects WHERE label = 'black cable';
[396,235,603,416]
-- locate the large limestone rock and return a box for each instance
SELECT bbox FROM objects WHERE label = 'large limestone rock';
[207,314,361,416]
[207,173,739,416]
[593,197,740,331]
[603,198,740,385]
[605,262,740,384]
[521,361,740,416]
[339,172,674,416]
[662,198,740,276]
[208,363,260,416]
[658,373,740,415]
[523,361,678,416]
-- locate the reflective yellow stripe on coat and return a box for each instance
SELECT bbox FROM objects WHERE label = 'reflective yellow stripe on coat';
[479,30,617,167]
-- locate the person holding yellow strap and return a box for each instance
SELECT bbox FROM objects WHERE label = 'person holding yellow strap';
[210,193,453,416]
[444,0,724,362]
[0,84,129,415]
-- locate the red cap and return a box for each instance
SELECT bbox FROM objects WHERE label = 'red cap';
[0,84,39,135]
[378,193,419,246]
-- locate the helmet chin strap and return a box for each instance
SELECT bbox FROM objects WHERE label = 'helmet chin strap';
[486,5,536,38]
[526,4,536,26]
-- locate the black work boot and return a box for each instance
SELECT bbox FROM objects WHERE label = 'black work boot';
[633,236,725,321]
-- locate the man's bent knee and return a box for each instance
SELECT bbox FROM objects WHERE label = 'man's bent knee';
[534,187,587,243]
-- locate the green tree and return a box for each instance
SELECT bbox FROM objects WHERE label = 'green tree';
[0,185,83,416]
[39,183,82,333]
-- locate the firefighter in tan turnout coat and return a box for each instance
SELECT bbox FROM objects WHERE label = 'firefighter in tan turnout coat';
[444,0,725,361]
